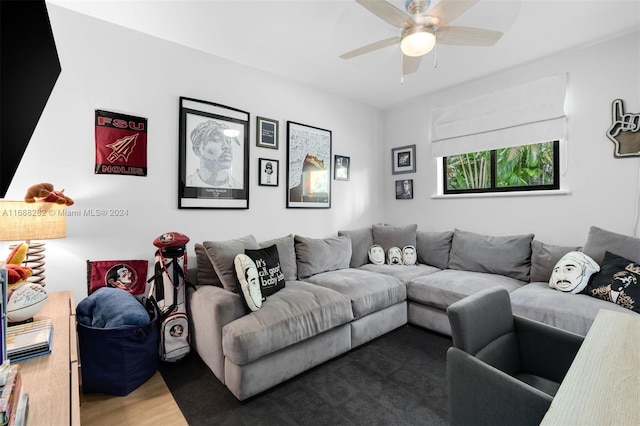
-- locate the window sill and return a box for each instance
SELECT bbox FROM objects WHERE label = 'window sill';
[431,189,571,199]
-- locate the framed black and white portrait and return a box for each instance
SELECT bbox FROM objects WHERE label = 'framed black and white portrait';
[178,97,249,209]
[286,121,331,208]
[259,158,279,187]
[334,155,350,181]
[392,144,416,174]
[256,116,279,149]
[395,179,413,199]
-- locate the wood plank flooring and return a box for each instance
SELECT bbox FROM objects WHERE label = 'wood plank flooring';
[80,372,187,426]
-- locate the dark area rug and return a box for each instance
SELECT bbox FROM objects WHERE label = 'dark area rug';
[160,325,451,426]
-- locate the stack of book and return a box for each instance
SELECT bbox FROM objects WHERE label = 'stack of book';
[6,319,53,363]
[0,363,28,426]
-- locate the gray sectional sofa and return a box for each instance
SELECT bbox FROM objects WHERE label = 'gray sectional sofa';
[187,224,640,400]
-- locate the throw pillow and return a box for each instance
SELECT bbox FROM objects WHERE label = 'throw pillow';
[387,246,403,265]
[244,245,286,297]
[449,229,534,282]
[203,235,260,292]
[372,224,417,254]
[402,245,417,266]
[582,226,640,265]
[368,244,385,265]
[584,251,640,313]
[294,235,352,279]
[233,254,263,312]
[416,230,453,269]
[194,243,221,287]
[530,240,581,283]
[338,227,374,268]
[548,251,600,293]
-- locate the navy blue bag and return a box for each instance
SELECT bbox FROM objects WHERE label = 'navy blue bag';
[77,304,159,396]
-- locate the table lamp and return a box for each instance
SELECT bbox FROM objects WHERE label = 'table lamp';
[0,200,66,286]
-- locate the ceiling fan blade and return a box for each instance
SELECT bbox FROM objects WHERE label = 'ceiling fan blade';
[356,0,414,28]
[402,54,422,76]
[340,37,400,59]
[427,0,478,26]
[436,26,503,46]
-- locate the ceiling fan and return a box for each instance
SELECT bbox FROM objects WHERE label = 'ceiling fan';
[341,0,504,76]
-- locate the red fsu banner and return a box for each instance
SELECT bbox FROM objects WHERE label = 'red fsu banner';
[95,110,147,176]
[87,260,148,296]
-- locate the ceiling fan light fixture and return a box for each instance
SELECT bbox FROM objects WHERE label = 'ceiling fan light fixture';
[400,26,435,57]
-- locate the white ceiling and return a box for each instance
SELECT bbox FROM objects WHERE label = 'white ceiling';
[48,0,640,110]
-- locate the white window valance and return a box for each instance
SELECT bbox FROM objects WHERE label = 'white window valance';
[430,74,567,158]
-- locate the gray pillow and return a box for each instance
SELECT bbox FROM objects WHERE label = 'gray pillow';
[530,240,581,283]
[582,226,640,264]
[259,234,297,281]
[294,235,352,279]
[338,227,373,268]
[203,235,259,292]
[416,230,453,269]
[194,243,221,287]
[449,229,534,282]
[372,224,417,254]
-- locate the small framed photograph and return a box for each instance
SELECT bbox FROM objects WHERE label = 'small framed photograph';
[395,179,413,199]
[392,144,416,174]
[259,158,279,187]
[256,116,279,149]
[334,155,350,181]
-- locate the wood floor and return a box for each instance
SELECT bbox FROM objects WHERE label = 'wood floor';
[80,372,188,426]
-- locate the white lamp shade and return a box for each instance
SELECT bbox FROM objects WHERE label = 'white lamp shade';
[0,201,66,241]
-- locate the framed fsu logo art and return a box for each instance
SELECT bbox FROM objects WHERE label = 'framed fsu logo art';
[95,109,148,176]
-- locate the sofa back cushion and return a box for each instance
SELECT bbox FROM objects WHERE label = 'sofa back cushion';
[372,224,417,254]
[530,240,581,283]
[259,234,297,281]
[195,243,221,287]
[416,230,453,269]
[203,235,259,292]
[582,226,640,264]
[338,227,373,268]
[294,235,351,279]
[449,229,534,282]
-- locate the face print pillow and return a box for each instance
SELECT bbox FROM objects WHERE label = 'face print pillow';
[549,251,600,294]
[368,244,385,265]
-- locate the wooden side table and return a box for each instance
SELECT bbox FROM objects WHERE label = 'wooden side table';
[18,290,80,426]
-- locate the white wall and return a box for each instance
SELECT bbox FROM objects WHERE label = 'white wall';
[383,31,640,247]
[3,5,385,304]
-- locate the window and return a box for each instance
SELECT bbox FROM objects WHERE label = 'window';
[444,140,559,194]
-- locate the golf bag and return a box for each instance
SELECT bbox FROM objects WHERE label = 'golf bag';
[147,232,191,362]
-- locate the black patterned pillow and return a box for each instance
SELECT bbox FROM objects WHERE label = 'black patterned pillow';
[583,251,640,313]
[244,244,285,297]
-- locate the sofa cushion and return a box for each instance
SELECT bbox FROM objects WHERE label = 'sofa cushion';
[258,234,297,282]
[549,251,600,294]
[511,281,635,337]
[359,263,440,283]
[294,235,351,279]
[338,227,374,268]
[407,269,525,311]
[303,268,406,319]
[221,280,353,365]
[245,244,285,297]
[416,230,453,269]
[203,235,260,292]
[582,226,640,264]
[195,243,220,287]
[530,240,581,283]
[372,224,417,254]
[583,251,640,313]
[449,229,534,282]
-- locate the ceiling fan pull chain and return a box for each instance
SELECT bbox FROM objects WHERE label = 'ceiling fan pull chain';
[434,33,439,68]
[400,51,405,84]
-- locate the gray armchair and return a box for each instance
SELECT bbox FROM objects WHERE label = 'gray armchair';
[446,287,584,426]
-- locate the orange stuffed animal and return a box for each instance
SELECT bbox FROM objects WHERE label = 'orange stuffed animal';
[4,243,32,288]
[24,182,74,206]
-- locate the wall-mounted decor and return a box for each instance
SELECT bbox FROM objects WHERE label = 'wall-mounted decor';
[334,155,350,181]
[178,97,249,209]
[607,99,640,157]
[286,121,331,208]
[259,158,279,187]
[391,144,416,174]
[95,110,147,176]
[395,179,413,199]
[256,116,279,149]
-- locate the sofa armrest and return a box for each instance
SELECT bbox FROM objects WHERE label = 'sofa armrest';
[447,347,552,426]
[514,315,584,383]
[188,285,245,383]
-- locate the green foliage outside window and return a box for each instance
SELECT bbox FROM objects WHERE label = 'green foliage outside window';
[445,141,559,194]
